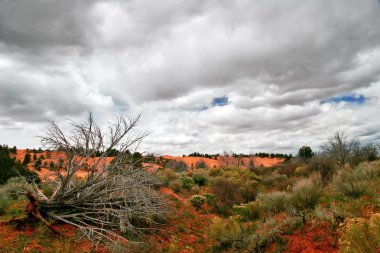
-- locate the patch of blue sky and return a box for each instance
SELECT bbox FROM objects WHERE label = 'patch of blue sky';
[320,94,367,105]
[211,96,229,107]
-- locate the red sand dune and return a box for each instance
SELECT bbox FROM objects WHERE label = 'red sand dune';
[163,155,283,169]
[12,150,283,180]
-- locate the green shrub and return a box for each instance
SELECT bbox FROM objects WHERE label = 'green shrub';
[156,169,178,186]
[191,184,200,194]
[207,216,244,249]
[333,169,371,198]
[204,193,216,205]
[192,173,208,186]
[339,213,380,253]
[190,195,206,210]
[262,170,288,186]
[209,168,222,177]
[288,177,322,213]
[233,201,262,221]
[359,161,380,179]
[295,166,309,176]
[210,177,243,207]
[169,179,183,193]
[308,156,336,183]
[0,195,11,214]
[180,176,194,191]
[195,160,207,169]
[0,177,27,199]
[165,160,188,172]
[257,191,290,215]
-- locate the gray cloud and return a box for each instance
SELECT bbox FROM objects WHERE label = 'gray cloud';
[0,0,379,153]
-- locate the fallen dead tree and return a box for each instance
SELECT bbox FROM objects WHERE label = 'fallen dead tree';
[9,114,167,246]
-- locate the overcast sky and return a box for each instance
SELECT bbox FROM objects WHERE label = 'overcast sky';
[0,0,380,155]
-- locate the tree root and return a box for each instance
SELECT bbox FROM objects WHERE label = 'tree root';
[25,191,63,236]
[0,192,63,237]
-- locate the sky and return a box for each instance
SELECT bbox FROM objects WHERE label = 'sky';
[0,0,380,155]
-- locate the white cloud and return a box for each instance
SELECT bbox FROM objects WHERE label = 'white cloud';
[0,0,379,154]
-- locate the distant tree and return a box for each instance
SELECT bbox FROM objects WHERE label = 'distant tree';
[321,131,360,167]
[10,146,17,154]
[33,153,37,161]
[22,153,31,165]
[298,146,314,163]
[34,159,42,171]
[0,145,40,184]
[165,160,188,172]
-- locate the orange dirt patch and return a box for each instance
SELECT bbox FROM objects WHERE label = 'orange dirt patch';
[164,155,283,169]
[283,222,338,253]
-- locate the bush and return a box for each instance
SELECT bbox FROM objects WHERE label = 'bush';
[195,160,207,169]
[358,161,380,179]
[169,179,183,193]
[262,170,288,186]
[287,177,322,216]
[0,195,11,215]
[191,184,200,194]
[294,166,309,176]
[0,177,27,199]
[233,201,263,221]
[180,176,194,191]
[165,160,188,172]
[156,169,178,186]
[210,177,243,207]
[192,173,208,186]
[204,193,216,205]
[207,217,243,249]
[209,168,222,177]
[190,195,206,210]
[257,191,290,215]
[339,213,380,253]
[308,156,336,183]
[333,169,371,198]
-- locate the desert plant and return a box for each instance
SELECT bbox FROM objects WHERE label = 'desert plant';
[233,201,262,221]
[207,216,244,249]
[256,191,290,215]
[180,176,194,191]
[0,195,11,215]
[358,161,380,179]
[333,168,371,198]
[165,160,188,172]
[195,160,207,169]
[210,168,222,177]
[190,195,206,210]
[339,213,380,253]
[192,173,208,186]
[191,184,200,194]
[210,177,244,208]
[308,155,336,183]
[204,193,216,205]
[16,114,167,246]
[287,177,322,222]
[0,177,27,199]
[156,168,178,186]
[169,179,183,193]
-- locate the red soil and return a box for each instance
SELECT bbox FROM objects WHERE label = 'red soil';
[283,222,339,253]
[164,155,283,169]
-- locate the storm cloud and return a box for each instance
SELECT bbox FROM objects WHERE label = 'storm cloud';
[0,0,379,154]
